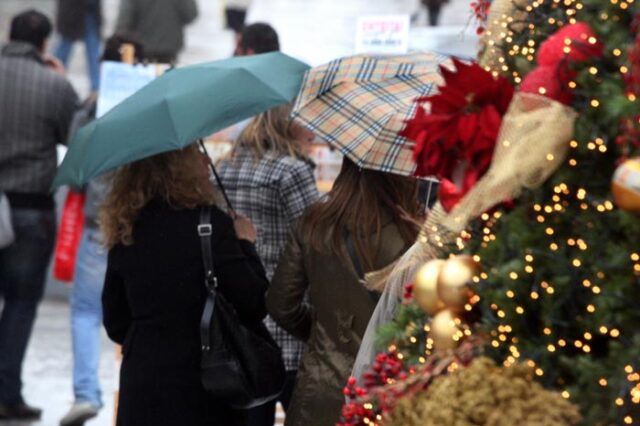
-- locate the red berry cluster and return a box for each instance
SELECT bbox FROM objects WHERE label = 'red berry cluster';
[338,339,484,426]
[363,353,407,389]
[471,0,491,35]
[402,283,414,304]
[338,352,409,425]
[342,376,368,399]
[338,377,378,426]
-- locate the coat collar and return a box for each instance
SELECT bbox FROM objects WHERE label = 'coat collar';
[1,42,44,64]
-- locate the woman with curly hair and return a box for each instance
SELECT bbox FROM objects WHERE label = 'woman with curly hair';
[100,144,268,426]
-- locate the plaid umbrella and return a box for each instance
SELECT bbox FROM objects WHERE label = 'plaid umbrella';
[291,52,449,176]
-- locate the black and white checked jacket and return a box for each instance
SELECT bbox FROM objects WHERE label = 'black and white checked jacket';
[217,146,319,371]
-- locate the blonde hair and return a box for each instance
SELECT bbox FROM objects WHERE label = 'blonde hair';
[99,144,218,248]
[233,104,306,159]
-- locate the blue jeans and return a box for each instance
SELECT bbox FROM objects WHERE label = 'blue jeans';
[70,228,107,407]
[0,208,55,404]
[54,11,101,91]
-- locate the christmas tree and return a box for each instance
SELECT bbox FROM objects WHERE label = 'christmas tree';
[341,0,640,424]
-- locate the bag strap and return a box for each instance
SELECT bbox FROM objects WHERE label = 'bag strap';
[198,206,218,352]
[344,231,365,280]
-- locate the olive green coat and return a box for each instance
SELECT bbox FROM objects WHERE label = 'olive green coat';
[267,220,410,426]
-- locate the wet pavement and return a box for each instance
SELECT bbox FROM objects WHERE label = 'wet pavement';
[0,299,117,426]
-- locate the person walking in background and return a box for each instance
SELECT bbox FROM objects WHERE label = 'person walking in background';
[421,0,449,26]
[225,0,251,34]
[54,0,102,92]
[58,34,145,426]
[217,105,319,426]
[115,0,198,63]
[234,22,280,56]
[0,10,78,420]
[267,158,423,426]
[101,144,268,426]
[212,22,279,142]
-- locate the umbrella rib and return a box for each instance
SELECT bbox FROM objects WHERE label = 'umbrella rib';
[162,93,186,149]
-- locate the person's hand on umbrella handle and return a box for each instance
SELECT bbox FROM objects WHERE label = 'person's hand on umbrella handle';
[233,213,257,243]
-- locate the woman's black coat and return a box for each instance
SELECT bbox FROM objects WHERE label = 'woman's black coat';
[102,201,268,426]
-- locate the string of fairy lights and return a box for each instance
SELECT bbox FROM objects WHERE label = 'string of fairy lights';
[478,187,638,415]
[390,176,639,421]
[474,2,639,422]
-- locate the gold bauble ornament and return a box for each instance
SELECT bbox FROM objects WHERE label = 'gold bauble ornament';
[414,260,446,315]
[612,158,640,213]
[430,309,461,351]
[437,255,481,311]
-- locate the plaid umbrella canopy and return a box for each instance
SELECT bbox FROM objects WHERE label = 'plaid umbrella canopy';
[291,52,449,176]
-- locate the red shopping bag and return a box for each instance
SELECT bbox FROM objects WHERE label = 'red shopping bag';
[53,190,86,282]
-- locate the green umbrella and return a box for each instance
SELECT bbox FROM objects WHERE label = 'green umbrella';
[52,52,310,189]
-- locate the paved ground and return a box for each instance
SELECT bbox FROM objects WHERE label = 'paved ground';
[0,0,476,425]
[0,300,116,426]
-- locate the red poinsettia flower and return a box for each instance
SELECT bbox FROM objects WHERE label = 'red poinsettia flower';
[401,59,514,211]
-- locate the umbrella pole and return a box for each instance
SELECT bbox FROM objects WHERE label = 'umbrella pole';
[425,179,434,213]
[198,140,235,215]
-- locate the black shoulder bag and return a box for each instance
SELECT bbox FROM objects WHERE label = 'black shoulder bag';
[198,206,285,409]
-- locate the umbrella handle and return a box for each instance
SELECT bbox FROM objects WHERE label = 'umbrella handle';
[198,140,235,215]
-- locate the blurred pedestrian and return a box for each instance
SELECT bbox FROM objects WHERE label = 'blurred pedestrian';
[115,0,198,63]
[0,9,78,420]
[212,22,279,142]
[54,0,102,92]
[267,158,423,426]
[100,144,269,426]
[421,0,449,26]
[58,34,145,426]
[234,22,280,57]
[217,105,319,426]
[225,0,251,33]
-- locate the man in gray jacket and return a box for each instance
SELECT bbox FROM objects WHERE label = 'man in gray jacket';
[115,0,198,63]
[0,9,78,420]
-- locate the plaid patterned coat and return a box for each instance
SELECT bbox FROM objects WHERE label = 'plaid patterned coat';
[217,146,319,371]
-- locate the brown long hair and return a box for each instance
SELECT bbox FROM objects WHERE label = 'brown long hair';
[233,104,306,160]
[301,158,422,271]
[99,144,218,248]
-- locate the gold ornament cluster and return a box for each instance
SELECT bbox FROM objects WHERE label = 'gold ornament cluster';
[386,357,582,426]
[413,255,481,351]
